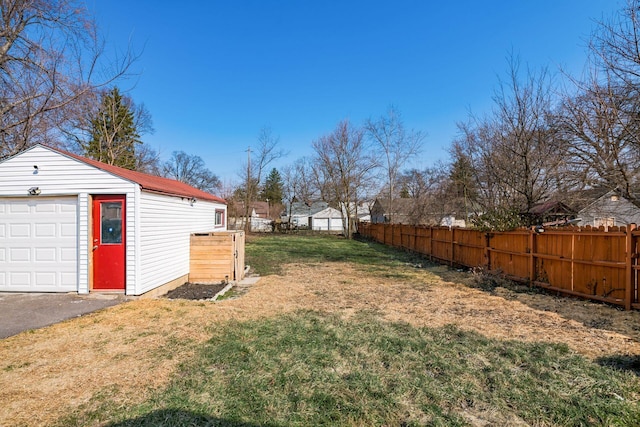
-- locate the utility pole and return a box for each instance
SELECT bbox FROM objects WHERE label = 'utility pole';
[247,146,251,178]
[245,146,252,232]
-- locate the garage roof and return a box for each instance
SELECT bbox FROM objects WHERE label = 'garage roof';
[48,145,226,204]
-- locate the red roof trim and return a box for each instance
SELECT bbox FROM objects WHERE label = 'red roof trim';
[44,145,226,204]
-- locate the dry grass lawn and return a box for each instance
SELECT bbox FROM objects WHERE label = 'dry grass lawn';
[1,261,640,426]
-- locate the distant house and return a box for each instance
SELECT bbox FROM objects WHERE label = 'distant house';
[281,201,344,232]
[526,188,640,228]
[246,201,272,232]
[440,215,466,228]
[229,201,282,231]
[371,198,442,225]
[577,190,640,228]
[342,201,372,223]
[526,200,577,226]
[371,198,414,224]
[310,206,344,232]
[282,201,328,228]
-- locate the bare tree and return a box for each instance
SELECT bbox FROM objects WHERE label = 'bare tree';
[253,127,286,186]
[451,122,503,214]
[365,106,424,222]
[163,151,221,194]
[553,1,640,208]
[312,120,378,238]
[590,0,640,86]
[454,56,562,228]
[556,73,640,206]
[135,143,161,175]
[281,157,316,226]
[397,166,448,225]
[240,126,287,231]
[492,58,561,212]
[0,0,137,159]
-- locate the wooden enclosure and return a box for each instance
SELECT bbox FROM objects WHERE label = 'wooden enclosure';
[359,223,640,310]
[189,231,245,283]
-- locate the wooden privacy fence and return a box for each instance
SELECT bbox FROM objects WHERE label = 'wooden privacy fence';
[359,223,640,310]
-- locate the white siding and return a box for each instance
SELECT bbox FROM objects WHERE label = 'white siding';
[132,186,142,296]
[0,146,136,293]
[290,215,310,227]
[77,193,90,293]
[578,192,640,227]
[311,207,344,232]
[0,146,135,197]
[311,217,343,231]
[331,217,344,231]
[251,216,272,232]
[137,191,226,295]
[124,188,137,295]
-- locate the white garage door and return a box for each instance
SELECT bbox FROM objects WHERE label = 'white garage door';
[0,197,78,292]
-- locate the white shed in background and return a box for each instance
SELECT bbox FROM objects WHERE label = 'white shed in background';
[0,144,227,296]
[311,207,344,232]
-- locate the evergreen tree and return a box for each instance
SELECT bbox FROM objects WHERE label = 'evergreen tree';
[447,153,479,221]
[85,87,141,169]
[260,168,284,204]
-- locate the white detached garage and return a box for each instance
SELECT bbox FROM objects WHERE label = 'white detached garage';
[0,144,227,295]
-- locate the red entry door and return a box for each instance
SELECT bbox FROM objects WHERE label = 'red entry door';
[92,195,126,291]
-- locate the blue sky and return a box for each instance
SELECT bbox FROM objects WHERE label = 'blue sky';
[91,1,622,186]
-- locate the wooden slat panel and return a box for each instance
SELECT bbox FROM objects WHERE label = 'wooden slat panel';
[189,231,244,283]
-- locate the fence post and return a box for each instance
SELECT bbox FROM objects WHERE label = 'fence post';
[412,225,417,252]
[429,227,434,260]
[529,229,535,284]
[626,223,637,311]
[384,224,393,246]
[392,224,396,247]
[484,232,491,271]
[450,227,455,267]
[392,224,395,247]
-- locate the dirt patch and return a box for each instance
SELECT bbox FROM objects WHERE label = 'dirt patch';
[1,262,639,426]
[164,282,227,300]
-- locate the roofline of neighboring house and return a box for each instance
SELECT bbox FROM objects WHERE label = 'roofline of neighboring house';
[527,200,576,216]
[32,144,226,204]
[576,189,616,214]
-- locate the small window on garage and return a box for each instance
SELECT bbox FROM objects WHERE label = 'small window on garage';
[215,209,225,227]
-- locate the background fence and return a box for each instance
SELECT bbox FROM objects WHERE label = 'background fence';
[359,223,640,310]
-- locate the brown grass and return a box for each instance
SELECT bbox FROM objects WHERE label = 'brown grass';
[1,262,639,426]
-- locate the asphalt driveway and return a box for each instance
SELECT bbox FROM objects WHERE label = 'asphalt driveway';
[0,293,128,339]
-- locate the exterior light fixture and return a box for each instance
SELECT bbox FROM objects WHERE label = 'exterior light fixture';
[28,187,41,196]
